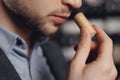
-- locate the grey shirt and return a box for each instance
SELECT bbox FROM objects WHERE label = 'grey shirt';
[0,26,55,80]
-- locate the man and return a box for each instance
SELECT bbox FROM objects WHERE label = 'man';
[0,0,117,80]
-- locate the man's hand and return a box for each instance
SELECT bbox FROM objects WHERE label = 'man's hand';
[68,25,117,80]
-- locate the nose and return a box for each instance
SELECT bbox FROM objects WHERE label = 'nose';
[62,0,82,9]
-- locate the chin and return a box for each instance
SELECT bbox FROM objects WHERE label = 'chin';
[43,29,58,36]
[40,26,59,37]
[36,19,60,36]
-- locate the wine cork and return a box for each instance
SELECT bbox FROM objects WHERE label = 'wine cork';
[74,12,96,37]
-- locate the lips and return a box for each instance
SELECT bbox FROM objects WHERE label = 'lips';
[50,14,70,25]
[54,15,67,24]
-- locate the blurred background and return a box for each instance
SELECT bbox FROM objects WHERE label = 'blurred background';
[51,0,120,79]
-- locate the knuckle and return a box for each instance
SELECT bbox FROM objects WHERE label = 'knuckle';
[111,67,118,79]
[99,63,118,79]
[102,64,112,73]
[102,64,118,79]
[103,37,113,46]
[108,38,113,44]
[106,37,112,43]
[106,37,113,44]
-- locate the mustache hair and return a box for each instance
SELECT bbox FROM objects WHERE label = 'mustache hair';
[48,7,71,16]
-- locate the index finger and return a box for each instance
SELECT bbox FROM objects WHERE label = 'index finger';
[93,25,113,62]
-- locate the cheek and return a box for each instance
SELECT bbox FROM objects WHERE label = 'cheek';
[29,0,61,17]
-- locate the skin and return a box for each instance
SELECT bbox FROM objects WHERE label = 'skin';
[68,26,117,80]
[0,0,118,80]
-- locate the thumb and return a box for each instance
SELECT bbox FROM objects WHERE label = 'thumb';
[72,28,91,67]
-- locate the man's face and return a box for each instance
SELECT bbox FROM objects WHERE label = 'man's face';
[3,0,82,36]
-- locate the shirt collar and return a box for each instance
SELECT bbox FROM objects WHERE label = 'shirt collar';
[0,26,49,55]
[0,26,27,54]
